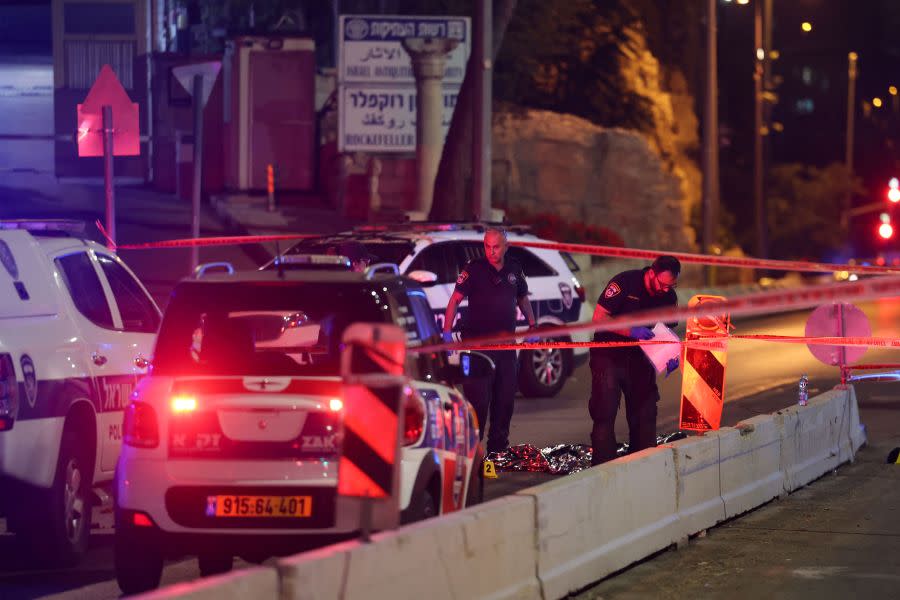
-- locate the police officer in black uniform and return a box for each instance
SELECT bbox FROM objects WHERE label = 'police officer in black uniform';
[443,228,538,454]
[589,255,681,465]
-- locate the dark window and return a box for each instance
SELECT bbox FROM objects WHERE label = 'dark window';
[153,281,390,377]
[506,247,557,277]
[96,254,160,333]
[560,251,580,273]
[448,242,480,281]
[459,241,483,264]
[407,243,454,284]
[397,288,445,381]
[64,3,135,35]
[407,290,439,342]
[56,252,114,329]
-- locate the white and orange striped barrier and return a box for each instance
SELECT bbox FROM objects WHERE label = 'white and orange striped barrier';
[680,295,730,432]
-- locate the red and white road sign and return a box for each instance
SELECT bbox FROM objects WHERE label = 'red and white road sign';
[172,61,222,108]
[76,65,140,157]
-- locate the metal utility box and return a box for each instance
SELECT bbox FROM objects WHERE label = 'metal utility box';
[224,36,316,192]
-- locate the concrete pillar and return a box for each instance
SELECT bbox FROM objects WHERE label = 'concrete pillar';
[401,37,459,217]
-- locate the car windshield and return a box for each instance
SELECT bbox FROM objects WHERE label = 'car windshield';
[152,281,389,376]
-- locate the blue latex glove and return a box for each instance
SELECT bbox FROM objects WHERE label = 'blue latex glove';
[664,357,679,377]
[442,331,455,355]
[629,326,655,340]
[524,327,541,344]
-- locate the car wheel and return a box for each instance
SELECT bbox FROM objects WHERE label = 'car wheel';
[518,346,568,398]
[198,553,234,577]
[465,448,485,507]
[115,520,164,594]
[22,432,92,566]
[404,487,438,524]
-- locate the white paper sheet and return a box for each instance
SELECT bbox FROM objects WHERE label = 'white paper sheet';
[641,322,681,374]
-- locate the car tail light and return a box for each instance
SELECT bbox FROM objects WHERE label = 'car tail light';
[329,397,344,412]
[171,395,197,413]
[403,391,426,446]
[123,401,159,448]
[132,511,155,527]
[0,353,19,432]
[574,283,586,303]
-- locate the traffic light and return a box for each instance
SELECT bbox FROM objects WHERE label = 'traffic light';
[889,178,900,203]
[879,213,894,239]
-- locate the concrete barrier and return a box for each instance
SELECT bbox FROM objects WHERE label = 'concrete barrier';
[665,433,724,538]
[779,387,851,492]
[278,495,539,600]
[840,385,866,460]
[277,540,354,600]
[144,386,866,600]
[135,567,279,600]
[717,414,784,518]
[520,448,679,600]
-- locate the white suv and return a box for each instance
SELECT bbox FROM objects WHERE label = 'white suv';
[114,268,486,593]
[274,224,592,397]
[0,220,160,565]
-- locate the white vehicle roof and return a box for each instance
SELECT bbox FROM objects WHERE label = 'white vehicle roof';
[0,230,61,318]
[350,223,542,243]
[0,222,114,319]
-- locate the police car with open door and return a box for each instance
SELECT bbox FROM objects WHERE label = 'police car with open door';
[114,263,487,593]
[0,220,160,565]
[268,223,591,398]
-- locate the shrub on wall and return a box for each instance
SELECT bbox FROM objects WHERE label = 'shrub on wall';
[505,208,625,247]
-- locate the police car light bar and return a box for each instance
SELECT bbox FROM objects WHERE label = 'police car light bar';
[0,219,85,233]
[277,254,352,268]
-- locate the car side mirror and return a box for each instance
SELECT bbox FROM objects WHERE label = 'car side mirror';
[407,270,439,287]
[445,351,495,384]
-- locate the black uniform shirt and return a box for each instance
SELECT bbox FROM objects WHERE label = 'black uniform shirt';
[453,257,528,336]
[594,268,677,342]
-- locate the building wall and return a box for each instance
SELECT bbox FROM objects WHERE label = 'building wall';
[51,0,148,178]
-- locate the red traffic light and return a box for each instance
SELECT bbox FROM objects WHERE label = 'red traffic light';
[889,178,900,203]
[879,222,894,239]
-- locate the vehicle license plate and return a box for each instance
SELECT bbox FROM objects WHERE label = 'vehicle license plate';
[207,495,313,518]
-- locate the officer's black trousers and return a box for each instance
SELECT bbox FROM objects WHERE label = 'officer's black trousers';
[463,349,518,454]
[588,348,660,465]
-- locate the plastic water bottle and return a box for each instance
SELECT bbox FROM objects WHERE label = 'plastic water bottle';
[798,374,809,406]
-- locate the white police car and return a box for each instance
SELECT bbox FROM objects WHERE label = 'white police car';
[272,224,591,397]
[114,266,486,593]
[0,220,160,565]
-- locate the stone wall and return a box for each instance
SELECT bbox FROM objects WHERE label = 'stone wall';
[492,108,702,293]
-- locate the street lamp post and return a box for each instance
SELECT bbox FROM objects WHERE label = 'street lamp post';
[845,52,858,218]
[702,0,720,284]
[753,0,767,262]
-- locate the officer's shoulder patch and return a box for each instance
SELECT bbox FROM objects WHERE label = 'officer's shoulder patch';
[507,272,517,285]
[456,270,469,285]
[604,282,621,299]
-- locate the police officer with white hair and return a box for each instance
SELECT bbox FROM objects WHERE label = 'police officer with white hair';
[442,227,538,454]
